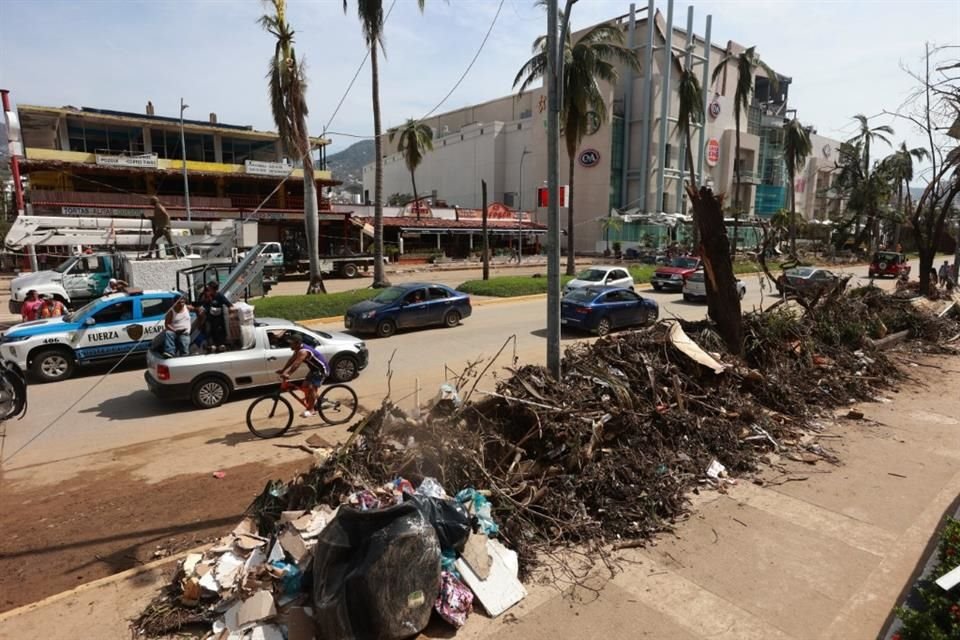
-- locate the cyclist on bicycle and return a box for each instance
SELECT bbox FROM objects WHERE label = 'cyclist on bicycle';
[276,332,330,418]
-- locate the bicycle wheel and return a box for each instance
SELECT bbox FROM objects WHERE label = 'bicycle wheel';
[246,394,294,438]
[317,384,358,425]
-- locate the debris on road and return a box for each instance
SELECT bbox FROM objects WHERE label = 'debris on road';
[134,287,960,638]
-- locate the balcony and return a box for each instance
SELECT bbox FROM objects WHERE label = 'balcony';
[738,170,761,185]
[28,189,333,213]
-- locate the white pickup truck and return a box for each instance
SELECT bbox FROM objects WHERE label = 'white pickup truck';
[144,318,368,409]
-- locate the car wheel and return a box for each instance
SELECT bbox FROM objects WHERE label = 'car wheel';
[330,354,359,382]
[652,283,662,291]
[191,376,230,409]
[341,262,359,278]
[682,293,692,302]
[376,318,396,338]
[443,309,461,328]
[595,317,611,337]
[29,348,75,382]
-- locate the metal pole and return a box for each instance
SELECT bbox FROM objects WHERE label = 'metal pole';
[546,0,561,378]
[676,5,694,216]
[1,89,25,216]
[696,15,712,185]
[637,0,655,212]
[655,0,674,214]
[519,147,529,263]
[179,98,192,222]
[620,3,636,208]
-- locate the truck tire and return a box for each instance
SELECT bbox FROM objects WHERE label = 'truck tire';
[191,375,230,409]
[341,262,359,279]
[330,354,360,382]
[29,348,75,383]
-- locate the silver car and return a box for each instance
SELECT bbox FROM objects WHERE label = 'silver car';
[682,270,746,302]
[144,318,368,409]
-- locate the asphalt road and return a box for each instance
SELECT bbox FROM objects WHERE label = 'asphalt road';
[1,260,905,481]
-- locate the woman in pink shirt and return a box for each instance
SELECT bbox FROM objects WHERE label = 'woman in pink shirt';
[21,290,43,322]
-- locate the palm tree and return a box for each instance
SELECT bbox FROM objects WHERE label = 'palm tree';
[676,68,704,248]
[514,21,639,275]
[881,142,928,249]
[344,0,426,287]
[259,0,325,294]
[846,114,894,249]
[711,46,777,254]
[782,117,812,254]
[388,118,433,220]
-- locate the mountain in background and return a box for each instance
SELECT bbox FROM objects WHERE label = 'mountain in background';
[326,139,373,189]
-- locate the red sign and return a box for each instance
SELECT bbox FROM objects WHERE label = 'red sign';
[706,139,720,167]
[537,186,569,207]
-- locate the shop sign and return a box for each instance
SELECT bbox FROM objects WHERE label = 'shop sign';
[95,153,158,169]
[578,148,601,168]
[244,159,293,176]
[705,139,720,167]
[708,99,721,119]
[62,206,147,218]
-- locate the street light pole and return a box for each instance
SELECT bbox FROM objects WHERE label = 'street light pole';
[546,0,561,378]
[179,98,192,222]
[518,147,531,264]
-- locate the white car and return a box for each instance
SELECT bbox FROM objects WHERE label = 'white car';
[563,266,634,295]
[682,270,746,302]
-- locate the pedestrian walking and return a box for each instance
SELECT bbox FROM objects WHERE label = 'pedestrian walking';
[39,295,66,319]
[146,196,174,259]
[938,260,953,288]
[20,290,42,322]
[163,297,193,357]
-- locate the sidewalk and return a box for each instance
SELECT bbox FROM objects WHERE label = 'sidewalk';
[3,352,957,639]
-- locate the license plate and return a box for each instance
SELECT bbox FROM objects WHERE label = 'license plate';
[344,317,353,328]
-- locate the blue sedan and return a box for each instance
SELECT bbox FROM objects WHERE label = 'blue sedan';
[561,286,659,336]
[344,283,472,338]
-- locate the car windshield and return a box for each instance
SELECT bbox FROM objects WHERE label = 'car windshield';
[53,257,79,274]
[874,252,899,261]
[372,287,407,303]
[787,267,815,278]
[687,271,704,282]
[564,289,597,303]
[65,297,104,322]
[576,269,607,282]
[671,257,699,269]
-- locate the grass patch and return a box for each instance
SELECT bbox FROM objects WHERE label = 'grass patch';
[457,275,575,297]
[252,288,378,321]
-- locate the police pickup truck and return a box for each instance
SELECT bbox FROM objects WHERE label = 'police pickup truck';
[0,290,182,382]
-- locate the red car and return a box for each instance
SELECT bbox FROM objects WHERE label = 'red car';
[868,252,911,279]
[651,256,702,291]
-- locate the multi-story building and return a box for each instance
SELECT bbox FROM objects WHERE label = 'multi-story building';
[363,0,846,252]
[4,97,350,253]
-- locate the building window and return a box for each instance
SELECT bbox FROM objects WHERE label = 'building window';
[517,123,522,130]
[480,128,484,135]
[662,193,670,213]
[664,143,672,168]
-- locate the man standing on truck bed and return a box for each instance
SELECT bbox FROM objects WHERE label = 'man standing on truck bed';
[146,196,174,259]
[198,281,232,351]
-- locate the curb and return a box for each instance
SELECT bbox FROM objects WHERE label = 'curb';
[0,543,209,623]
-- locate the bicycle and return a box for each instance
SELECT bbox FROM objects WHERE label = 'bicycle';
[246,378,358,439]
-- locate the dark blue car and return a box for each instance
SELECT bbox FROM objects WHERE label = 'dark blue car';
[561,286,658,336]
[344,283,472,338]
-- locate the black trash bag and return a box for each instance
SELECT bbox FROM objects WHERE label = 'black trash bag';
[312,502,441,640]
[405,494,472,554]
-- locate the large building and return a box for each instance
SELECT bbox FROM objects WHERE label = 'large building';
[3,96,354,254]
[364,0,846,252]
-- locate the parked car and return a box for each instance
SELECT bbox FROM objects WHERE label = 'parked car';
[682,270,746,302]
[868,251,911,279]
[0,290,181,382]
[144,318,368,409]
[776,267,847,295]
[562,266,634,295]
[344,283,471,338]
[651,256,702,291]
[561,286,659,336]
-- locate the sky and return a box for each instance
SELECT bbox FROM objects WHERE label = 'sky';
[1,0,958,170]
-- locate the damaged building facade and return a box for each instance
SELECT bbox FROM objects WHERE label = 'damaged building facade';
[364,0,847,253]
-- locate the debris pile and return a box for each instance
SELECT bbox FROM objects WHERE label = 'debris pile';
[135,288,960,639]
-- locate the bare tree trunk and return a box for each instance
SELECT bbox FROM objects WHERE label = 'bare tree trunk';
[302,156,326,294]
[411,169,419,221]
[685,129,699,250]
[482,179,489,281]
[566,153,575,276]
[687,184,743,356]
[789,172,797,255]
[371,45,389,288]
[732,119,742,256]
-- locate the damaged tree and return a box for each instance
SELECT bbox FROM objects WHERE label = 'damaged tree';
[686,185,743,355]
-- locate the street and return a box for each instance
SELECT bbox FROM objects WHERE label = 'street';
[1,261,893,487]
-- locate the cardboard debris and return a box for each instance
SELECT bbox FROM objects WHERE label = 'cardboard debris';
[667,321,727,374]
[233,517,257,536]
[236,533,268,551]
[198,569,220,593]
[249,624,285,640]
[214,551,246,589]
[305,434,332,448]
[455,539,526,617]
[280,511,307,525]
[705,459,727,479]
[183,553,203,575]
[283,606,316,640]
[460,532,492,580]
[267,541,285,564]
[278,527,309,566]
[237,590,277,628]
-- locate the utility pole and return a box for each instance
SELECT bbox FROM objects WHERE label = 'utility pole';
[518,147,531,264]
[179,98,192,222]
[482,179,489,281]
[546,0,561,378]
